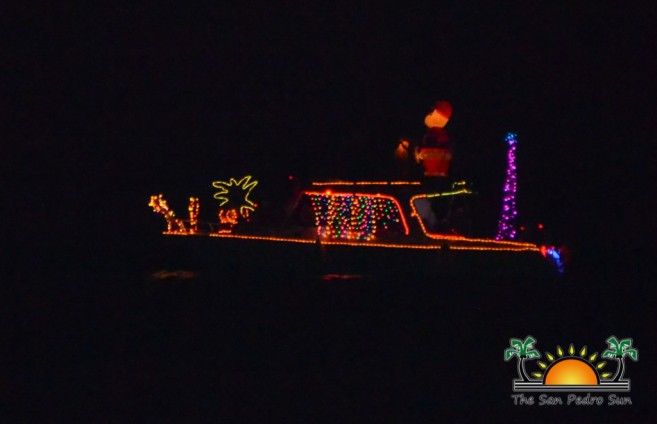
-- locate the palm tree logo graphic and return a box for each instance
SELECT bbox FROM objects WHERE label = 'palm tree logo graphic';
[505,336,638,392]
[504,336,540,382]
[602,336,639,382]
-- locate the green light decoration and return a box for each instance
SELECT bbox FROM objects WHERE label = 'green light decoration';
[212,175,259,219]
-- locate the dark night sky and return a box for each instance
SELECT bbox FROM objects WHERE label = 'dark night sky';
[8,2,657,268]
[6,5,657,420]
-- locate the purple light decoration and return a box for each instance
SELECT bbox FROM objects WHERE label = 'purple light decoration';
[496,132,519,240]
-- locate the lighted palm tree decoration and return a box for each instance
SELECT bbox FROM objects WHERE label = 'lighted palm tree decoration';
[212,175,259,221]
[504,336,541,382]
[602,336,638,382]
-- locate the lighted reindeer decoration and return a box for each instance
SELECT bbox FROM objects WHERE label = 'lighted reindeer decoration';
[148,194,187,233]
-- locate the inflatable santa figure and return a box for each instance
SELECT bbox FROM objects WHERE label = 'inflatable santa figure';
[416,101,452,177]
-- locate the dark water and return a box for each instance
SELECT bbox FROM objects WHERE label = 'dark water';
[5,236,655,422]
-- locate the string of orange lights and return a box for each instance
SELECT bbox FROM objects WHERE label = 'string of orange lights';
[311,181,422,186]
[206,233,539,252]
[188,197,200,234]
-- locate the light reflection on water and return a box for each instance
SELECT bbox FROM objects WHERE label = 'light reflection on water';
[321,274,366,281]
[151,269,198,280]
[10,247,649,421]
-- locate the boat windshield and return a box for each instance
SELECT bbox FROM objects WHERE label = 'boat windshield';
[411,193,473,236]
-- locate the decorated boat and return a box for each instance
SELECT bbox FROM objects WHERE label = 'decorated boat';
[147,103,562,277]
[148,177,558,277]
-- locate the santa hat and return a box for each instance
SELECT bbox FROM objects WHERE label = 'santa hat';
[433,101,452,120]
[424,100,452,128]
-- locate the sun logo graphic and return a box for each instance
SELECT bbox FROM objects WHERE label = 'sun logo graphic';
[505,336,638,393]
[212,176,259,227]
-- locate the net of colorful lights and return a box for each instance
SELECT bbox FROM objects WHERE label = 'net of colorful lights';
[304,191,408,241]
